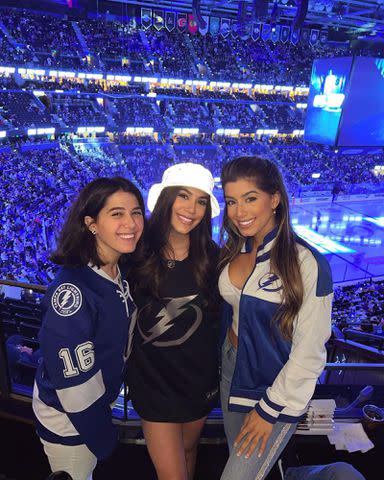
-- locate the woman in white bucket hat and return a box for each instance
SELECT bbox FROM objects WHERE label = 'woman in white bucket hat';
[126,163,221,480]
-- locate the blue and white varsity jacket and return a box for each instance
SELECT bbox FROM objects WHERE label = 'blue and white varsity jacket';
[220,228,333,424]
[32,265,135,459]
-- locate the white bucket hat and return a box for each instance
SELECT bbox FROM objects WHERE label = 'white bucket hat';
[147,163,220,218]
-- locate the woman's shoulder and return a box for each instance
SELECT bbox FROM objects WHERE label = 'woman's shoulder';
[51,265,91,282]
[295,238,333,295]
[46,266,95,298]
[295,237,330,268]
[42,266,100,319]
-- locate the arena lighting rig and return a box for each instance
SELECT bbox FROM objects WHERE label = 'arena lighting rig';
[23,127,306,137]
[77,126,105,134]
[27,127,56,136]
[0,65,310,93]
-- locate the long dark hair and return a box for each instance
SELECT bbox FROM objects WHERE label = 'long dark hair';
[219,156,303,340]
[133,186,217,301]
[51,177,145,267]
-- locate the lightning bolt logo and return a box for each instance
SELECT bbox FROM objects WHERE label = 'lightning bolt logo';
[137,295,203,347]
[59,290,72,308]
[51,283,82,317]
[258,273,282,292]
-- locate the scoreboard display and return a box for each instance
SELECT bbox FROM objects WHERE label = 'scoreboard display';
[305,56,384,147]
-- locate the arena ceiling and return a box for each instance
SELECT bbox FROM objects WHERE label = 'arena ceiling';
[122,0,384,34]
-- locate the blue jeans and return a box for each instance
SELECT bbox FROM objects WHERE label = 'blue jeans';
[220,333,297,480]
[285,462,365,480]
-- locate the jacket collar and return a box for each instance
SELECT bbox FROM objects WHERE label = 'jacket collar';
[240,226,279,262]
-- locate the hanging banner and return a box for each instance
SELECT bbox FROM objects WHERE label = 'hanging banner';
[290,28,300,45]
[244,24,253,40]
[239,23,251,40]
[280,25,290,43]
[165,12,176,32]
[153,10,165,30]
[141,8,152,29]
[261,23,271,42]
[309,28,319,46]
[251,23,261,41]
[301,28,310,44]
[209,16,220,36]
[220,18,231,37]
[231,19,239,38]
[188,14,198,34]
[320,30,328,44]
[177,12,187,32]
[199,16,209,35]
[271,25,281,43]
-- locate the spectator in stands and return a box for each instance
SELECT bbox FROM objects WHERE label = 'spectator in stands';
[126,163,221,480]
[6,334,41,384]
[218,157,333,480]
[0,142,135,283]
[284,461,365,479]
[280,437,366,479]
[32,177,145,480]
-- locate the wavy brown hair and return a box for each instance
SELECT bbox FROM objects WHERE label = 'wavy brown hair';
[51,177,145,267]
[219,156,303,340]
[132,186,218,303]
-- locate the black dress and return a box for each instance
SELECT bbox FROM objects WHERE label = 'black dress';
[126,257,219,422]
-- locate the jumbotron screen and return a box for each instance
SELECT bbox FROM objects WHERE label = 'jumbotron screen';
[338,57,384,147]
[305,56,384,147]
[304,57,352,146]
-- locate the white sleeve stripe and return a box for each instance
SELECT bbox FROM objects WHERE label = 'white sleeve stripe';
[56,369,106,413]
[258,398,280,418]
[32,382,79,437]
[229,396,257,407]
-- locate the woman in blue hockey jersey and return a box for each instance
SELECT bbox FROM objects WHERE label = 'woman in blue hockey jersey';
[33,177,145,480]
[218,157,333,480]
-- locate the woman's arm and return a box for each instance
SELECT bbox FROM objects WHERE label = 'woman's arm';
[234,250,333,458]
[254,250,333,424]
[38,281,118,460]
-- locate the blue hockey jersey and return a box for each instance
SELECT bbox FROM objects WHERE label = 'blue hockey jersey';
[33,265,135,459]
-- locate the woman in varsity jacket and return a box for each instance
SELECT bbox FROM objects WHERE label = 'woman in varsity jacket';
[32,177,145,480]
[218,156,333,480]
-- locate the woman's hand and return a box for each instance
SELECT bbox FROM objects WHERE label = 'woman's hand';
[234,409,273,459]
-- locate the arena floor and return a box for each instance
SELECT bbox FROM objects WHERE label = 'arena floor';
[210,197,384,284]
[291,199,384,283]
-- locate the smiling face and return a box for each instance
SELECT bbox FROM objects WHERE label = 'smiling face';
[85,190,144,265]
[224,177,280,246]
[170,187,209,236]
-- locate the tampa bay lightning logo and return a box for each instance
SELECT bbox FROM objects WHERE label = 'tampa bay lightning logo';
[51,283,82,317]
[137,295,202,347]
[258,273,282,292]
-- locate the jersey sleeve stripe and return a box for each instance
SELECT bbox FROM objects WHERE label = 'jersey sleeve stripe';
[33,383,79,437]
[56,369,106,413]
